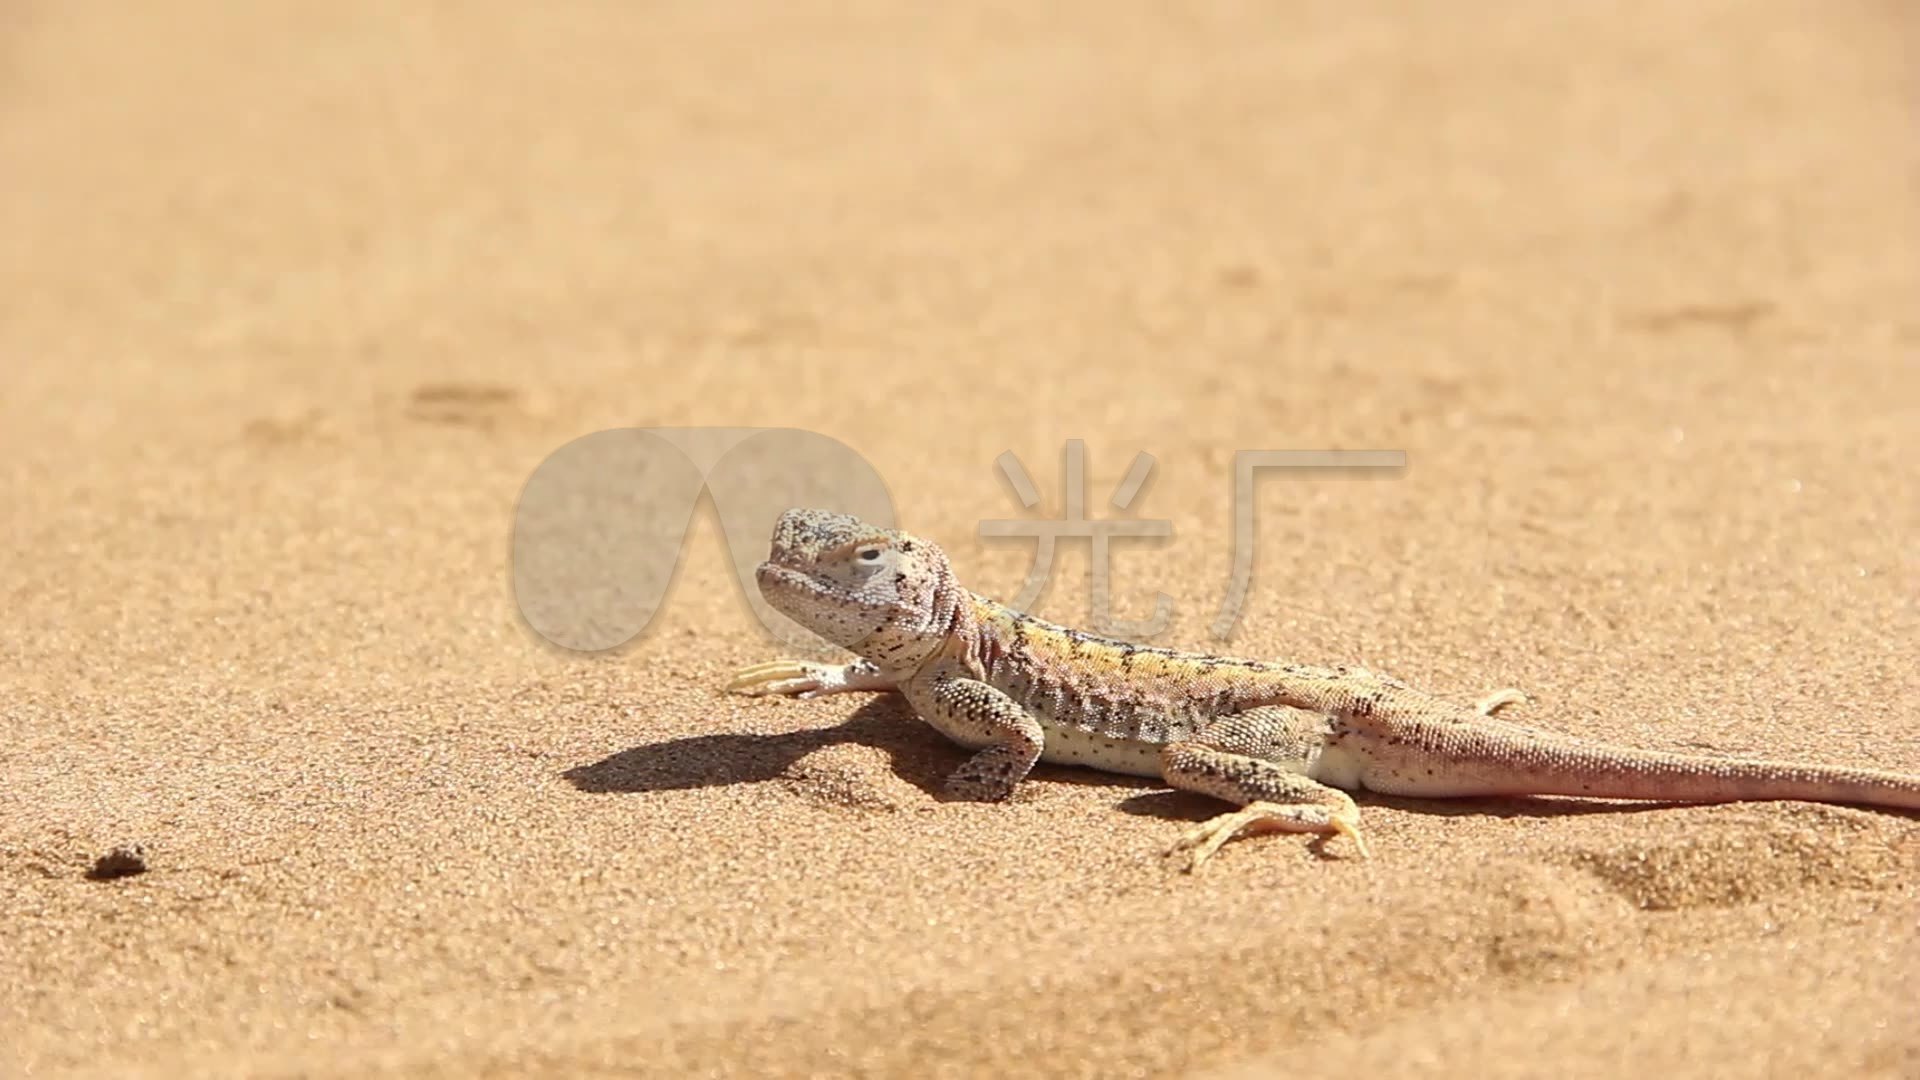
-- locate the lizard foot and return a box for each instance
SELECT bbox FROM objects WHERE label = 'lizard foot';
[724,660,839,699]
[727,659,898,699]
[727,659,835,697]
[941,746,1029,802]
[1475,688,1528,716]
[1167,798,1372,872]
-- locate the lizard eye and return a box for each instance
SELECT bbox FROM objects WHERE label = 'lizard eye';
[857,547,883,561]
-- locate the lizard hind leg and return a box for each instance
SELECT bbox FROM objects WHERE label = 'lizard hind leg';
[1160,707,1370,871]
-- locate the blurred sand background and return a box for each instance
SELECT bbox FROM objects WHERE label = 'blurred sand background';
[3,1,1917,1076]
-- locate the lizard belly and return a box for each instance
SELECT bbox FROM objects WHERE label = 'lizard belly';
[1037,722,1164,778]
[1306,742,1366,790]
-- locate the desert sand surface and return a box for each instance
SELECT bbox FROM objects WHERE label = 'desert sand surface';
[3,1,1917,1076]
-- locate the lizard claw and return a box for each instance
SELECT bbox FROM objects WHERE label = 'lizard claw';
[1328,815,1373,859]
[1474,688,1528,716]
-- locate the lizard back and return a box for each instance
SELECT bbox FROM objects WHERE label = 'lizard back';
[958,595,1324,752]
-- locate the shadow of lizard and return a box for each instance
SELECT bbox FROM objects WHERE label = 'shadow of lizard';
[562,696,960,798]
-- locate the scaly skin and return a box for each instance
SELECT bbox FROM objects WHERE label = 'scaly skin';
[730,509,1920,869]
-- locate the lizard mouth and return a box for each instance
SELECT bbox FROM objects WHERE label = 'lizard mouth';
[755,561,887,647]
[755,562,827,609]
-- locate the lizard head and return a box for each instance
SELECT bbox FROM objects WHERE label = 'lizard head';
[756,508,960,667]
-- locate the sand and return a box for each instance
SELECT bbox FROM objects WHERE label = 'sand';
[3,1,1916,1076]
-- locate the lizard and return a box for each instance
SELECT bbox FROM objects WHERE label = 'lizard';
[727,508,1920,869]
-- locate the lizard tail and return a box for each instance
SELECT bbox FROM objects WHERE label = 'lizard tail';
[1504,747,1920,810]
[1361,718,1920,810]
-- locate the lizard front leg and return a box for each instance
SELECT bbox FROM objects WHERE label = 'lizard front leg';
[904,672,1046,801]
[727,657,897,699]
[1160,706,1368,870]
